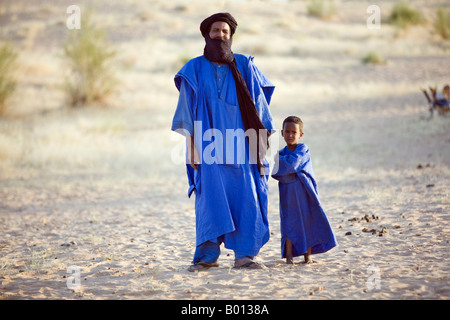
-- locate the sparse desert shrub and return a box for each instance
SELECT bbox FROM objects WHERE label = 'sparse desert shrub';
[307,0,336,20]
[362,52,387,65]
[63,11,118,107]
[434,8,450,39]
[0,43,18,115]
[388,2,424,29]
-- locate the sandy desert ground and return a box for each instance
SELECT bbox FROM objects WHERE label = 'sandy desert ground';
[0,0,449,301]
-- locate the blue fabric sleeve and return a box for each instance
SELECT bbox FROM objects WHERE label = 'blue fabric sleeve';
[243,56,275,132]
[248,58,275,106]
[171,79,195,136]
[272,145,310,181]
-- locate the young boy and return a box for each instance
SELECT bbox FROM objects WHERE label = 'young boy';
[272,116,337,264]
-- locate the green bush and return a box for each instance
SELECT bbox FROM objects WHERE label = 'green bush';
[63,11,118,107]
[307,0,336,20]
[362,52,387,65]
[434,8,450,39]
[388,2,424,29]
[0,43,18,114]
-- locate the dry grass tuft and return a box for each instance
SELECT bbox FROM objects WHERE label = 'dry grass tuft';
[434,8,450,39]
[388,2,424,29]
[0,43,18,115]
[63,11,118,107]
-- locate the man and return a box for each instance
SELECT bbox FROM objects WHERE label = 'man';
[171,13,275,271]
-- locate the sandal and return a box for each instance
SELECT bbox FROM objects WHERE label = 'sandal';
[187,261,219,272]
[233,260,264,269]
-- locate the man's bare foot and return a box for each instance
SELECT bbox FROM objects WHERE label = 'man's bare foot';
[286,257,294,264]
[304,257,317,264]
[303,248,315,264]
[285,238,294,264]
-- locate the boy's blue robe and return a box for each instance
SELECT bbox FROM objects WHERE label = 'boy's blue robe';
[171,54,275,257]
[272,143,337,258]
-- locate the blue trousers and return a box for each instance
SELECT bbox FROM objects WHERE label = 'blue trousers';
[193,239,253,264]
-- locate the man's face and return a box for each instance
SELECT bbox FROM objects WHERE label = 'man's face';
[209,21,231,40]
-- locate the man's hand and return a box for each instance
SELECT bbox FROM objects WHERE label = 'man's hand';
[187,135,200,171]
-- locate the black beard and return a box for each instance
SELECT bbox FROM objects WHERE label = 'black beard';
[203,36,234,64]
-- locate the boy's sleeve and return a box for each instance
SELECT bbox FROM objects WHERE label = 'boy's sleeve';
[272,145,310,181]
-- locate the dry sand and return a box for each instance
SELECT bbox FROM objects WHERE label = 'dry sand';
[0,0,449,300]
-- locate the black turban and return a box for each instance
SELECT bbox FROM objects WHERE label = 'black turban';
[200,12,238,37]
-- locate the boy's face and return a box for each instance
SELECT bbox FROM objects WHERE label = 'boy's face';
[282,122,303,147]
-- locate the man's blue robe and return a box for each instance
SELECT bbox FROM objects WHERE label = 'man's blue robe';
[272,143,337,258]
[171,54,275,257]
